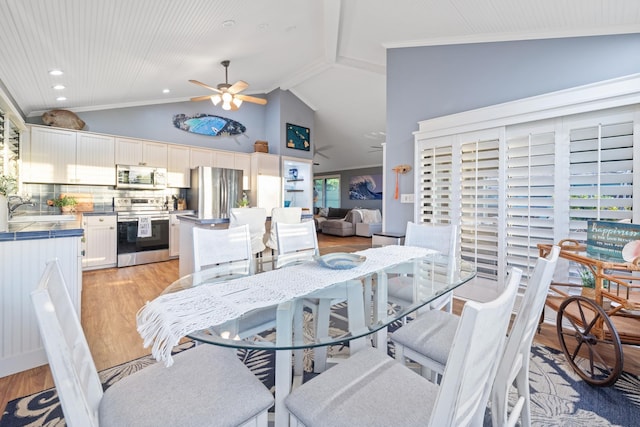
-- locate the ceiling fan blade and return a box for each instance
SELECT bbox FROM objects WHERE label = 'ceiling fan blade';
[189,79,221,93]
[234,94,267,105]
[228,80,249,94]
[191,94,215,102]
[316,151,330,159]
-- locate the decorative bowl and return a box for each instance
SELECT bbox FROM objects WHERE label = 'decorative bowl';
[315,253,366,270]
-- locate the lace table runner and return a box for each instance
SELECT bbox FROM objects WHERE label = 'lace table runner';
[137,245,432,366]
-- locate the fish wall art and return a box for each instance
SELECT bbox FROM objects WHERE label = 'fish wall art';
[173,114,246,136]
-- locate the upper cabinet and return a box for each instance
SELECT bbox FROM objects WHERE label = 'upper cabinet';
[190,147,215,168]
[25,126,116,185]
[115,137,167,168]
[214,150,234,168]
[167,144,191,188]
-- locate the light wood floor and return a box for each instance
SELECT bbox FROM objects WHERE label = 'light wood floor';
[1,233,639,415]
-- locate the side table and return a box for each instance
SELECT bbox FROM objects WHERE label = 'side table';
[372,231,405,247]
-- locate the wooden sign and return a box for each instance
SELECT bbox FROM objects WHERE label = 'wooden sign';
[586,220,640,262]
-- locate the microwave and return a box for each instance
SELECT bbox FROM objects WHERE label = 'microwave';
[116,165,167,189]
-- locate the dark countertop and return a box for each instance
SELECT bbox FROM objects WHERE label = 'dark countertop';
[0,217,84,242]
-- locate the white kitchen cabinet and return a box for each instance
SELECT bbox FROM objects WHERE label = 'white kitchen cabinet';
[214,150,235,168]
[115,137,167,167]
[25,126,116,185]
[82,214,117,270]
[167,144,191,188]
[190,147,215,168]
[0,234,82,377]
[251,152,281,214]
[169,212,181,258]
[234,152,251,189]
[76,132,116,185]
[26,126,77,183]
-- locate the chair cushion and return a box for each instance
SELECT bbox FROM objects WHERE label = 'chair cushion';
[99,345,273,427]
[391,309,459,366]
[285,347,438,426]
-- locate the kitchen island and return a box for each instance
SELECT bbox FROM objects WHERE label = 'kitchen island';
[0,217,83,377]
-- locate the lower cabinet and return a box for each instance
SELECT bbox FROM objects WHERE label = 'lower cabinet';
[82,214,117,270]
[169,213,181,258]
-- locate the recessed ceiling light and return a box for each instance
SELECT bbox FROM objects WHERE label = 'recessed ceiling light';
[52,84,65,90]
[49,69,64,76]
[162,88,170,94]
[222,20,236,28]
[56,96,67,101]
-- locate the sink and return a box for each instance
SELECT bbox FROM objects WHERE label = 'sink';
[9,214,77,223]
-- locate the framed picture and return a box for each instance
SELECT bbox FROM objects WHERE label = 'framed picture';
[349,174,383,200]
[286,123,310,151]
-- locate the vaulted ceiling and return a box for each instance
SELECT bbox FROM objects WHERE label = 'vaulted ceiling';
[1,0,639,172]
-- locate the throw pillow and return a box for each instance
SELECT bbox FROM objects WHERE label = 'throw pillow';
[319,208,329,217]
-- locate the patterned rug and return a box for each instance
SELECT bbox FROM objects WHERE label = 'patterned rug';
[2,320,640,426]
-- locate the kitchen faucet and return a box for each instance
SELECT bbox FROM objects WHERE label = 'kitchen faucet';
[8,196,35,218]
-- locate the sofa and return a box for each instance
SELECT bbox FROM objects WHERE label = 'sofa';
[315,207,382,237]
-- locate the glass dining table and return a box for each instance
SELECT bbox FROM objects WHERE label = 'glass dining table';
[141,246,476,427]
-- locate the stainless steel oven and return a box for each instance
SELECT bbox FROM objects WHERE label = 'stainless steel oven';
[114,197,170,267]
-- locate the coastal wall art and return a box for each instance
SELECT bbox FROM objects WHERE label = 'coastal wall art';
[349,174,383,200]
[173,113,246,136]
[286,123,311,151]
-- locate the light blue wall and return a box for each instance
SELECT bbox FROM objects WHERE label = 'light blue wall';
[319,166,383,211]
[386,33,640,233]
[26,88,314,159]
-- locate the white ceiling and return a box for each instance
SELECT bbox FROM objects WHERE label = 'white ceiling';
[1,0,639,173]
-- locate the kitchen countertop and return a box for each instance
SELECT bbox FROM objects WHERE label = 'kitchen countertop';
[0,217,84,242]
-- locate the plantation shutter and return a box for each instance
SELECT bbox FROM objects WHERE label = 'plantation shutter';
[460,136,500,282]
[417,139,455,225]
[568,119,635,240]
[505,126,556,279]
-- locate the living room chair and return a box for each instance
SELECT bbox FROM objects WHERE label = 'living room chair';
[391,246,560,427]
[230,207,268,273]
[192,224,252,277]
[285,267,522,426]
[31,260,273,427]
[388,222,458,314]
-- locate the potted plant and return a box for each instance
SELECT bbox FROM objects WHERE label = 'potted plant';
[579,266,596,299]
[0,175,17,232]
[48,195,78,213]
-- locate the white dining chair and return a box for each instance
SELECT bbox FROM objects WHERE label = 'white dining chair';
[285,268,522,427]
[192,223,252,277]
[230,207,268,273]
[391,247,560,427]
[31,260,273,427]
[388,222,458,315]
[265,207,302,269]
[274,220,319,268]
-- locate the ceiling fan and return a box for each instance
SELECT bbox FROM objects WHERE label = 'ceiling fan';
[189,60,267,111]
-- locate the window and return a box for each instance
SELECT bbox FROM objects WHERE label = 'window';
[314,175,340,209]
[417,105,640,291]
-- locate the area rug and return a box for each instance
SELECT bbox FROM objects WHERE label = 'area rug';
[2,338,639,427]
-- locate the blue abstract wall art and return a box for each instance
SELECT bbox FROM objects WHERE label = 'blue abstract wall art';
[349,174,383,200]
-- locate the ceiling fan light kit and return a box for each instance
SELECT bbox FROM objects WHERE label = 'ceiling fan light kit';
[190,60,267,110]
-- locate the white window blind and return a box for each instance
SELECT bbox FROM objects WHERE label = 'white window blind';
[460,137,500,281]
[505,130,556,279]
[417,143,454,224]
[568,121,634,239]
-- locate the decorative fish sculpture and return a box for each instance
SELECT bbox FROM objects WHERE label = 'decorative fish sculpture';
[42,109,86,130]
[172,114,246,136]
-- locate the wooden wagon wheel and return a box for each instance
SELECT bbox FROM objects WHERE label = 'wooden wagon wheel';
[556,296,623,386]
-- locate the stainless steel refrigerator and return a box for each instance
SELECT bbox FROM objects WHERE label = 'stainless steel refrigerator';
[188,166,243,219]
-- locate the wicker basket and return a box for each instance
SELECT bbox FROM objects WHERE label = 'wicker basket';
[254,140,268,153]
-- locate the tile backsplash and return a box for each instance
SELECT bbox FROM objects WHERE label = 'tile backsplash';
[15,184,184,215]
